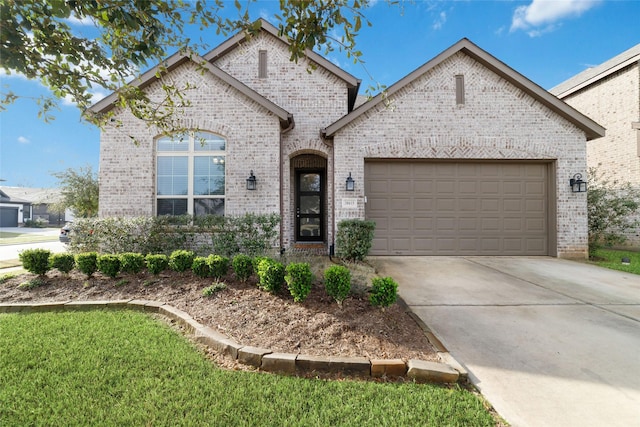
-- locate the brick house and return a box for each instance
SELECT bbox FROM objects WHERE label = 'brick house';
[550,43,640,246]
[91,19,604,258]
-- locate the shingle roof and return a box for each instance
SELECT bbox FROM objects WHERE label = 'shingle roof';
[0,186,61,204]
[550,43,640,98]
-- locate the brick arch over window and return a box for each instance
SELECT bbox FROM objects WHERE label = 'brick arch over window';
[291,153,328,169]
[155,130,226,217]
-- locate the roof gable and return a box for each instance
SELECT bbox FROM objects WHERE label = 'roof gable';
[203,18,361,111]
[89,50,293,129]
[550,43,640,98]
[323,38,605,141]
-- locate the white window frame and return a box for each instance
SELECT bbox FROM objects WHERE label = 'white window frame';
[155,131,226,216]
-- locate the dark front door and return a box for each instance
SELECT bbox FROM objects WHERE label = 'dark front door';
[296,170,324,241]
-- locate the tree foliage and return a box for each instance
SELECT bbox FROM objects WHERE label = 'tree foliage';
[51,165,99,218]
[587,167,640,256]
[1,0,385,133]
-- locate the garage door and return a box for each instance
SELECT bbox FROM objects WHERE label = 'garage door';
[365,161,550,256]
[0,207,19,227]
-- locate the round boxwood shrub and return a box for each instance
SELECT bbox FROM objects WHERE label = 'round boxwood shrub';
[285,262,313,302]
[97,254,121,279]
[75,252,98,278]
[257,258,284,294]
[232,254,253,282]
[323,265,351,304]
[192,256,210,278]
[50,253,75,274]
[369,276,399,307]
[19,248,51,276]
[169,250,195,273]
[207,255,229,279]
[145,254,169,275]
[119,252,145,274]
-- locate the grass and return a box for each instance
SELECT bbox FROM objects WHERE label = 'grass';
[0,310,495,427]
[0,230,59,245]
[590,248,640,275]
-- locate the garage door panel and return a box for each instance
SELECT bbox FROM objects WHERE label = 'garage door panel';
[369,180,389,193]
[365,161,549,256]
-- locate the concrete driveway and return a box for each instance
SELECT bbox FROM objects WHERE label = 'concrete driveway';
[375,256,640,427]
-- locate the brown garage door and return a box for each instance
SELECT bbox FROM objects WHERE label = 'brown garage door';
[365,161,550,256]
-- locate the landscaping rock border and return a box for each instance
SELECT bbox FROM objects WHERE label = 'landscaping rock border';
[0,299,464,384]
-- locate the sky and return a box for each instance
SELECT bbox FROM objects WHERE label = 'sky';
[1,0,639,188]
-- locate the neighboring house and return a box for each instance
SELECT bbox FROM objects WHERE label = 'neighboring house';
[91,19,604,258]
[0,186,70,227]
[0,189,30,227]
[550,43,640,246]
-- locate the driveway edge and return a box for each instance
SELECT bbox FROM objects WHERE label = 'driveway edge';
[397,296,469,381]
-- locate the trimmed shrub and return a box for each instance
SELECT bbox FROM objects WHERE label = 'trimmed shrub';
[75,252,98,278]
[207,255,229,279]
[232,254,253,282]
[285,262,313,302]
[19,249,51,276]
[335,219,376,261]
[169,250,195,273]
[119,252,145,274]
[97,254,121,278]
[146,254,169,275]
[252,256,269,274]
[50,253,75,274]
[257,258,285,294]
[369,276,399,307]
[324,265,351,304]
[192,256,210,278]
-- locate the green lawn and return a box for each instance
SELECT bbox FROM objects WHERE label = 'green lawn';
[590,248,640,275]
[0,310,496,427]
[0,230,59,245]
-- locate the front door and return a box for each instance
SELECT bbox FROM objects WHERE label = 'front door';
[296,170,324,241]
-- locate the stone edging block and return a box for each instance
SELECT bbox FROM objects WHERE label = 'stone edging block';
[407,359,459,383]
[0,300,465,383]
[371,359,407,377]
[238,346,272,367]
[261,353,297,374]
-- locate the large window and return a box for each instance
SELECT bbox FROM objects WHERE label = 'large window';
[156,131,225,216]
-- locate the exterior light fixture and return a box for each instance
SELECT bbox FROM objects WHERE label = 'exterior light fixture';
[346,172,355,191]
[569,173,587,193]
[246,170,257,190]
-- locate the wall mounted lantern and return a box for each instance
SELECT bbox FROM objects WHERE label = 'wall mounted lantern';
[246,170,257,190]
[569,173,587,193]
[345,172,355,191]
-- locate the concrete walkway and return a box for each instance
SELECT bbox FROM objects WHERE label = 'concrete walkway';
[375,256,640,427]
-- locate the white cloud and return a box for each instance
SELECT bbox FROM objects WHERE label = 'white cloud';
[66,15,95,27]
[17,136,30,144]
[433,11,447,30]
[511,0,601,35]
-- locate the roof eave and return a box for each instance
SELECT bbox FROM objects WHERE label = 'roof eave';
[553,55,640,98]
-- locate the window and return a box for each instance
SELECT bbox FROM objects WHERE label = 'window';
[156,131,225,216]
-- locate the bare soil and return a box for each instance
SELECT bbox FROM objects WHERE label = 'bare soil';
[0,263,438,364]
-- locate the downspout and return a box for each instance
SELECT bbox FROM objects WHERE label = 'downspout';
[280,114,295,250]
[320,128,335,257]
